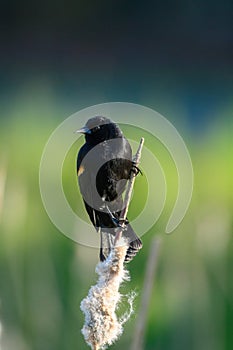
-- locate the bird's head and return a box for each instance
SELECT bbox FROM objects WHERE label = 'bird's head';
[75,116,122,144]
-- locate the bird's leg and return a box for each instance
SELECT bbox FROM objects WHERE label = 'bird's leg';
[105,205,118,227]
[105,205,129,228]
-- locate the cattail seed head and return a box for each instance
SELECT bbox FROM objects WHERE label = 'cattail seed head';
[80,245,135,349]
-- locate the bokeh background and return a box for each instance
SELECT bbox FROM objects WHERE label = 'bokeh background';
[0,1,232,349]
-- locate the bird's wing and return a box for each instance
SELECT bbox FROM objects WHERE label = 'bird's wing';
[77,143,99,227]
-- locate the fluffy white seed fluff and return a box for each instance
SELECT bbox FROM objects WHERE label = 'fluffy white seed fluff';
[80,244,136,350]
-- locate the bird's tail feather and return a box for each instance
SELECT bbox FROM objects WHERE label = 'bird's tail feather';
[99,230,115,262]
[123,223,143,263]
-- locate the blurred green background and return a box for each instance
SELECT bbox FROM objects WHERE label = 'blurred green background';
[0,1,233,349]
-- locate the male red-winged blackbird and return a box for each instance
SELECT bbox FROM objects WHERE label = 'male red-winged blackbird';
[76,116,142,263]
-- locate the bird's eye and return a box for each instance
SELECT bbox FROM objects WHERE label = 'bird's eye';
[91,126,100,133]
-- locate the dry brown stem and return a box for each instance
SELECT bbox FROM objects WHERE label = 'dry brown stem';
[114,137,144,245]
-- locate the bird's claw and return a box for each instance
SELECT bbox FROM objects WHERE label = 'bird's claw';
[129,163,142,178]
[113,217,129,228]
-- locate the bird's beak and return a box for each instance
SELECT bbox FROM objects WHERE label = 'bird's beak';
[74,126,91,134]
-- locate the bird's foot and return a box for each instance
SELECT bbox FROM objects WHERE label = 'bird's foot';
[129,163,142,178]
[105,205,129,228]
[113,217,129,228]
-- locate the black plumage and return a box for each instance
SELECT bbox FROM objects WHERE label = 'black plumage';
[76,116,142,262]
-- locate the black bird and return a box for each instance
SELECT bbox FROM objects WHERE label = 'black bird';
[76,116,142,262]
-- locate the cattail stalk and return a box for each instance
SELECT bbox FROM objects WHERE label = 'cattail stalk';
[80,138,144,350]
[114,137,144,245]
